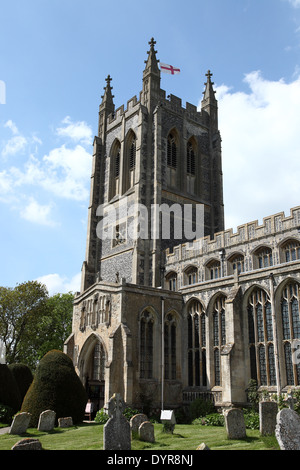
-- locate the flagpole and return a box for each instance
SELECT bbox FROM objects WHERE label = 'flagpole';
[161,296,165,411]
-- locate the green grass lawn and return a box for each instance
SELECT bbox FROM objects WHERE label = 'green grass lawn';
[0,422,280,451]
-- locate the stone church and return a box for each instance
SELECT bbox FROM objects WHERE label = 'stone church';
[64,38,300,413]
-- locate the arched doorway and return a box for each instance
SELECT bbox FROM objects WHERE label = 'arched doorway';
[79,334,106,416]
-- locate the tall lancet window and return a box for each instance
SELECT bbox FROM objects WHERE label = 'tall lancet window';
[123,131,136,193]
[164,313,177,380]
[109,140,121,199]
[187,138,196,194]
[140,310,154,379]
[166,131,178,188]
[212,295,226,386]
[281,281,300,386]
[187,300,207,387]
[247,288,276,386]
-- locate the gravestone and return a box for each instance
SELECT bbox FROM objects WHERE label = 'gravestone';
[103,393,131,450]
[196,443,210,450]
[37,410,56,432]
[58,417,73,428]
[259,401,278,436]
[224,408,246,440]
[139,421,155,443]
[275,408,300,450]
[11,438,42,450]
[9,412,31,435]
[130,413,148,434]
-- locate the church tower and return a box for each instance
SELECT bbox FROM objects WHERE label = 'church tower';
[81,38,224,292]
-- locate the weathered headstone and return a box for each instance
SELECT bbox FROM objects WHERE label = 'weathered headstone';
[224,408,246,440]
[139,421,155,443]
[58,416,73,428]
[259,401,278,436]
[37,410,56,432]
[130,413,148,434]
[275,408,300,450]
[103,393,131,450]
[11,438,42,450]
[9,412,31,435]
[196,442,210,450]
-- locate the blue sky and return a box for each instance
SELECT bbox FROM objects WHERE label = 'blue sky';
[1,0,300,294]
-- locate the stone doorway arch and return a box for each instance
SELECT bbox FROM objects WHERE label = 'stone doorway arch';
[78,333,107,414]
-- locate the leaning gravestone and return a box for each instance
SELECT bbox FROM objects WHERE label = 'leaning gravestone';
[259,401,278,436]
[224,408,246,440]
[103,393,131,450]
[37,410,56,432]
[139,421,155,443]
[275,408,300,450]
[130,413,148,434]
[9,412,31,435]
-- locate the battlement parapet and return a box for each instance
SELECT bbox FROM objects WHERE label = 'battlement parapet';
[165,206,300,265]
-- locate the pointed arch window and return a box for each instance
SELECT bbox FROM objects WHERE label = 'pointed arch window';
[247,288,276,386]
[123,131,136,193]
[164,313,177,380]
[212,295,226,386]
[281,282,300,386]
[110,140,121,199]
[187,300,207,387]
[167,133,177,169]
[140,310,154,379]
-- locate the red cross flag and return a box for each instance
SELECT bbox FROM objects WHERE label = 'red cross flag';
[160,63,180,75]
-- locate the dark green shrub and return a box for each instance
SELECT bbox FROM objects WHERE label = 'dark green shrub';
[189,397,215,420]
[8,363,33,403]
[21,350,87,427]
[243,408,260,430]
[0,364,22,413]
[94,408,109,424]
[193,412,225,427]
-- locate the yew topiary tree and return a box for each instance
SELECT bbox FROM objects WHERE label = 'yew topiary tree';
[21,350,87,427]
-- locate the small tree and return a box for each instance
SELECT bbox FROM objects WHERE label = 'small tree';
[21,350,87,427]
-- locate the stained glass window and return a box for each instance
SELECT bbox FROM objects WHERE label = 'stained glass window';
[187,300,207,387]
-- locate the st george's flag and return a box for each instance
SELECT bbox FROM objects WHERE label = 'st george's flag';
[160,63,181,75]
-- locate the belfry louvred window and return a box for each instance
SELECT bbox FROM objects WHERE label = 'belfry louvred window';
[167,133,177,168]
[187,141,195,175]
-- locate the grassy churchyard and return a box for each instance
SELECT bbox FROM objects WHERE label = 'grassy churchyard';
[0,422,279,451]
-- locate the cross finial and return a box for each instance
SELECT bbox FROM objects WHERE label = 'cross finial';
[206,70,213,81]
[149,37,156,48]
[147,37,157,55]
[105,74,112,87]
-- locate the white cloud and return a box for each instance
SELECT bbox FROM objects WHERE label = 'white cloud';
[56,116,93,145]
[285,0,300,7]
[36,272,81,295]
[2,135,27,157]
[21,197,57,227]
[212,71,300,231]
[4,119,19,135]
